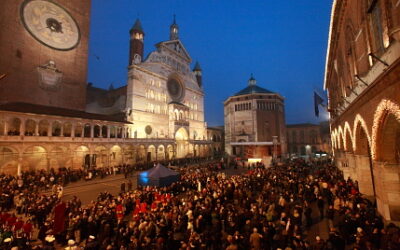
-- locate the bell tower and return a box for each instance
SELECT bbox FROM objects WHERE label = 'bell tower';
[193,61,202,88]
[170,15,179,40]
[0,0,92,111]
[129,19,144,65]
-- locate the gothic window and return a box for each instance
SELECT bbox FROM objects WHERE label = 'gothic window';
[368,0,385,55]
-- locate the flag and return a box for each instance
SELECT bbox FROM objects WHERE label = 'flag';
[53,202,66,234]
[314,91,325,117]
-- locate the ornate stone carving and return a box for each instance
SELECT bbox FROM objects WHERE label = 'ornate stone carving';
[37,60,63,91]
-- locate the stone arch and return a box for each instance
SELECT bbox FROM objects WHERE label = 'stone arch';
[25,119,36,136]
[343,122,354,152]
[157,145,165,160]
[110,145,122,166]
[331,130,338,149]
[74,123,83,137]
[49,146,70,170]
[84,123,91,138]
[52,121,62,136]
[38,120,49,136]
[353,114,371,154]
[8,117,21,135]
[101,125,108,138]
[73,145,89,169]
[137,145,146,162]
[63,122,72,137]
[93,124,101,138]
[110,126,116,138]
[0,146,19,175]
[147,145,156,162]
[166,144,174,160]
[175,127,189,158]
[94,145,108,168]
[372,99,400,160]
[116,127,123,138]
[22,146,47,171]
[123,145,135,165]
[337,126,345,150]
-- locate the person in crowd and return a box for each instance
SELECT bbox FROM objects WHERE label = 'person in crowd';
[0,158,399,249]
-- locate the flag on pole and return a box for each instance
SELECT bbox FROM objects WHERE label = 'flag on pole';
[314,91,325,117]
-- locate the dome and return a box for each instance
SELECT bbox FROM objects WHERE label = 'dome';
[234,85,274,96]
[234,74,274,96]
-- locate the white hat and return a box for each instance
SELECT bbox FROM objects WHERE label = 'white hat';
[4,238,12,243]
[68,239,75,245]
[89,235,95,239]
[45,235,56,243]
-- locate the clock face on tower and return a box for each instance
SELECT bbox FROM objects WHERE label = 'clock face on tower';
[21,0,80,51]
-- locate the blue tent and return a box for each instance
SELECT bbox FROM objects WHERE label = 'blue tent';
[138,163,180,187]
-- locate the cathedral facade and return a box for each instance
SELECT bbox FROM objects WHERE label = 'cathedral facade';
[0,1,213,175]
[125,19,208,159]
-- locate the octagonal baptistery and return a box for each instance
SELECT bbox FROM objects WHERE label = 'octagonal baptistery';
[224,75,287,164]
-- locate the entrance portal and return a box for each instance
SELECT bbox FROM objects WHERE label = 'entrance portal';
[175,127,189,158]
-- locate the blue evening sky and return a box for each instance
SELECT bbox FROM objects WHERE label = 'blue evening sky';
[88,0,332,126]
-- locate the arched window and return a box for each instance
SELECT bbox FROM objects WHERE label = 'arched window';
[75,124,83,137]
[38,120,49,136]
[52,121,62,136]
[63,123,72,137]
[368,0,385,55]
[84,124,91,138]
[25,119,36,136]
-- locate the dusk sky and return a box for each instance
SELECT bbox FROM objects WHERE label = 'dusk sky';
[88,0,332,126]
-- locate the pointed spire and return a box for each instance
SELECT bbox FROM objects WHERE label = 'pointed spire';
[170,14,179,40]
[193,61,202,71]
[248,74,256,86]
[173,14,177,25]
[130,18,144,34]
[109,83,114,90]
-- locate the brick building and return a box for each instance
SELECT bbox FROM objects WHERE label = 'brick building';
[286,122,331,157]
[325,0,400,221]
[224,75,287,163]
[0,1,215,175]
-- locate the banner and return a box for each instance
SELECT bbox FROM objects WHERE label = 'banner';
[53,202,66,234]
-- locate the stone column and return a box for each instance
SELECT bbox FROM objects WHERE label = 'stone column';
[20,119,25,136]
[48,123,52,137]
[107,126,111,138]
[35,123,39,136]
[343,152,357,180]
[90,125,94,138]
[354,154,375,196]
[4,121,8,135]
[373,161,400,221]
[71,124,75,138]
[17,154,23,176]
[60,125,64,137]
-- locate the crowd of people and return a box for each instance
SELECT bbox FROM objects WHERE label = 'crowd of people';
[0,158,399,249]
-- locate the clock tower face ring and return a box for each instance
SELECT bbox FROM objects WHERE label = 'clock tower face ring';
[20,0,81,51]
[167,77,185,102]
